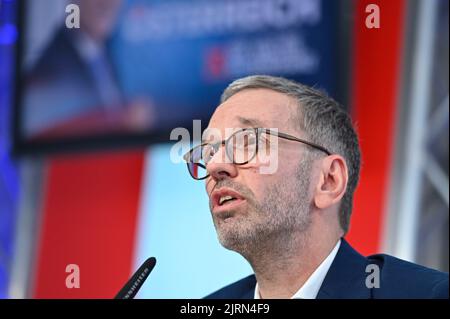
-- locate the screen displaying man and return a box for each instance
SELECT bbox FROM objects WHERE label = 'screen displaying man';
[19,0,339,150]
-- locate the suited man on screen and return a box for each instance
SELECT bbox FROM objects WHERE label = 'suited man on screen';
[24,0,154,138]
[182,75,448,299]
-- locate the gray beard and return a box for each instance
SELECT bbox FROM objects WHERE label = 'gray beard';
[210,157,313,260]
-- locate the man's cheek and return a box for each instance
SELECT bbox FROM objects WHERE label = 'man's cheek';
[205,178,214,196]
[258,157,279,175]
[257,133,279,175]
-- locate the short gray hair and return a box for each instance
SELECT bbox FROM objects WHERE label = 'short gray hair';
[221,75,361,234]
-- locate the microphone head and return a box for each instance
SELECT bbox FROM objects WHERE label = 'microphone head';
[115,257,156,299]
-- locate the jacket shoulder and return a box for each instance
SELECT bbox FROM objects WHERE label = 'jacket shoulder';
[368,253,449,298]
[204,275,256,299]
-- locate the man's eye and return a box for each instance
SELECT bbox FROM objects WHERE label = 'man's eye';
[259,135,272,153]
[239,134,256,147]
[242,135,249,146]
[202,146,215,162]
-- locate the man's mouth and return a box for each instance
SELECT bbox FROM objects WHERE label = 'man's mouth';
[219,195,237,205]
[211,188,246,215]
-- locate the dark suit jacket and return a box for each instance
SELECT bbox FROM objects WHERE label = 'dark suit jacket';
[205,239,449,299]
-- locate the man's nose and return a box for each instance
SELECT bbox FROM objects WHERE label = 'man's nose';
[206,146,238,180]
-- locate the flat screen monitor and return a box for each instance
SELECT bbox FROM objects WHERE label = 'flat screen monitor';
[13,0,344,155]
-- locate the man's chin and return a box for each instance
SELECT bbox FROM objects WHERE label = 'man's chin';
[213,212,237,228]
[216,224,253,251]
[217,234,246,252]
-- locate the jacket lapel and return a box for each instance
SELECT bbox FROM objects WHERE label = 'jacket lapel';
[240,276,257,299]
[316,238,372,299]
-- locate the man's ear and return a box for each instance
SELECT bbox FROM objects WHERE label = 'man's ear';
[314,155,348,209]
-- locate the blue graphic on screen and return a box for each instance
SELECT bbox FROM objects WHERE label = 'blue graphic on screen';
[111,0,338,130]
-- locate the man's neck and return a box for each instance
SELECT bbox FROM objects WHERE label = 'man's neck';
[248,228,340,299]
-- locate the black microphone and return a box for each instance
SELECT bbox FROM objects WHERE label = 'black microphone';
[115,257,156,299]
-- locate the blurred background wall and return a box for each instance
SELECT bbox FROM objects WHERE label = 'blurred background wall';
[0,0,448,298]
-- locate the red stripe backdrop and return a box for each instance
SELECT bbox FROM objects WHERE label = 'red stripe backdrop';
[347,0,406,255]
[33,150,145,298]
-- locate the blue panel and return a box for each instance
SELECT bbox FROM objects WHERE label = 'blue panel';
[0,0,19,299]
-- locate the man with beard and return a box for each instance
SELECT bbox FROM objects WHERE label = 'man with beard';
[183,75,448,299]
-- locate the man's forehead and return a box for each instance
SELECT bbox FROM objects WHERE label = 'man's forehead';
[203,116,265,140]
[207,115,266,131]
[207,88,297,132]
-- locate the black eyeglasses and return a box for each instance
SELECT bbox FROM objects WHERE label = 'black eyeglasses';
[183,128,331,180]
